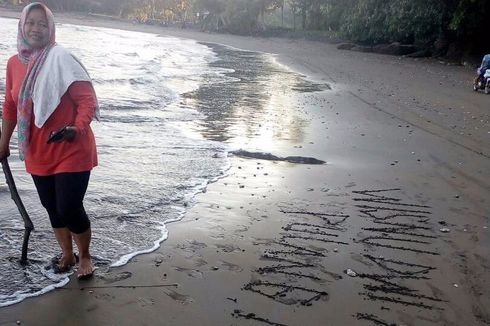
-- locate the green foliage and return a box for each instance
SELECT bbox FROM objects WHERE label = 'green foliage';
[385,0,443,46]
[338,0,443,45]
[340,0,387,43]
[320,0,353,32]
[2,0,486,54]
[121,0,192,22]
[450,0,489,34]
[197,0,283,33]
[449,0,490,53]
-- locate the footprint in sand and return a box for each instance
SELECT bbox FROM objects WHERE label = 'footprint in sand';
[175,240,208,253]
[86,303,98,312]
[235,225,249,232]
[215,243,243,253]
[251,237,276,246]
[209,233,226,240]
[474,253,490,269]
[137,297,155,307]
[193,258,208,267]
[93,293,115,302]
[98,271,133,284]
[345,182,357,188]
[174,266,204,278]
[164,290,193,304]
[219,260,243,272]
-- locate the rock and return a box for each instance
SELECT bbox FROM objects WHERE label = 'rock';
[230,149,325,165]
[337,43,355,50]
[345,268,357,277]
[406,48,432,58]
[351,45,373,53]
[372,42,417,56]
[285,156,325,164]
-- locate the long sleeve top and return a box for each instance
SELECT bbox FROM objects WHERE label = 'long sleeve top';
[2,54,98,176]
[481,54,490,69]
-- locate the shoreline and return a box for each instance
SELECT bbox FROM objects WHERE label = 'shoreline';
[1,6,489,326]
[2,6,487,157]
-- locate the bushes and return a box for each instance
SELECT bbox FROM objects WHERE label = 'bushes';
[317,0,488,56]
[336,0,443,46]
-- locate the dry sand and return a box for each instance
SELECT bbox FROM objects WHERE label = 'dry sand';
[0,7,489,326]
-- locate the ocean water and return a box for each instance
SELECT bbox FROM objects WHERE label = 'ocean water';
[0,17,327,307]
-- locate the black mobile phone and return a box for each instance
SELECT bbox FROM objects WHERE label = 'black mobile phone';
[47,126,67,144]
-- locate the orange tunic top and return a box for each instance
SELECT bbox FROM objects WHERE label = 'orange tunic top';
[2,54,98,176]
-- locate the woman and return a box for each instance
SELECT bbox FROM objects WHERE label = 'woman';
[0,3,99,279]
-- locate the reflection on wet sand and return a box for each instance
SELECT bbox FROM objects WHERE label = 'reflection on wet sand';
[182,43,330,148]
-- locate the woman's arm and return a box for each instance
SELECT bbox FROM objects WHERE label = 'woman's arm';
[66,81,97,138]
[1,60,18,160]
[0,119,16,160]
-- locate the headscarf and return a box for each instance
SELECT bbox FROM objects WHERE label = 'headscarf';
[16,2,56,160]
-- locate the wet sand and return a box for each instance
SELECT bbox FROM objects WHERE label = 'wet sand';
[0,7,489,326]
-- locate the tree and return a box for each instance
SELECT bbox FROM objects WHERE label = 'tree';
[448,0,490,55]
[4,0,486,57]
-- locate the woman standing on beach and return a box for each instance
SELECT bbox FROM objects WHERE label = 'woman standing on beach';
[0,2,98,279]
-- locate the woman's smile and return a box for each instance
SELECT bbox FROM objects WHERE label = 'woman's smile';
[24,8,49,48]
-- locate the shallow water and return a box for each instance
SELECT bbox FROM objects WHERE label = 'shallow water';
[0,17,327,306]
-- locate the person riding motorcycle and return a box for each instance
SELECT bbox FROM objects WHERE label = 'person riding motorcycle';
[477,54,490,80]
[473,54,490,93]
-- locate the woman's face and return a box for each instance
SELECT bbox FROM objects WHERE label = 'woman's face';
[24,8,49,49]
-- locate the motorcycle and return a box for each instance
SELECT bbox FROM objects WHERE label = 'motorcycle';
[473,68,490,94]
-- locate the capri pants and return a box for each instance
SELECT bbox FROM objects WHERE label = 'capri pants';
[32,171,91,234]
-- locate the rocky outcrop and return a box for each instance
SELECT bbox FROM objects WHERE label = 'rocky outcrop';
[230,150,326,165]
[351,45,374,53]
[372,42,417,55]
[338,42,417,56]
[336,43,355,50]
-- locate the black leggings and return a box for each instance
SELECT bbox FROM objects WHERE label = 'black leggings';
[32,171,91,234]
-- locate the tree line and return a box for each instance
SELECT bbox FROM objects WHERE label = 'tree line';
[1,0,488,57]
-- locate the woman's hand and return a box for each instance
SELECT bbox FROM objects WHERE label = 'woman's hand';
[49,125,77,143]
[1,120,16,160]
[62,126,77,142]
[0,144,10,161]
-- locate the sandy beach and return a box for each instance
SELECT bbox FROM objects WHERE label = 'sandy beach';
[0,7,489,326]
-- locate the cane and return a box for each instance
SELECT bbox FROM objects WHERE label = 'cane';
[0,129,34,265]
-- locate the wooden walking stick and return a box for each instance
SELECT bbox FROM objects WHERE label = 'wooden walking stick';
[0,129,34,265]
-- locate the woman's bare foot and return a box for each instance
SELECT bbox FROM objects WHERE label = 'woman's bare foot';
[54,253,77,273]
[73,228,94,279]
[53,227,75,273]
[77,255,94,280]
